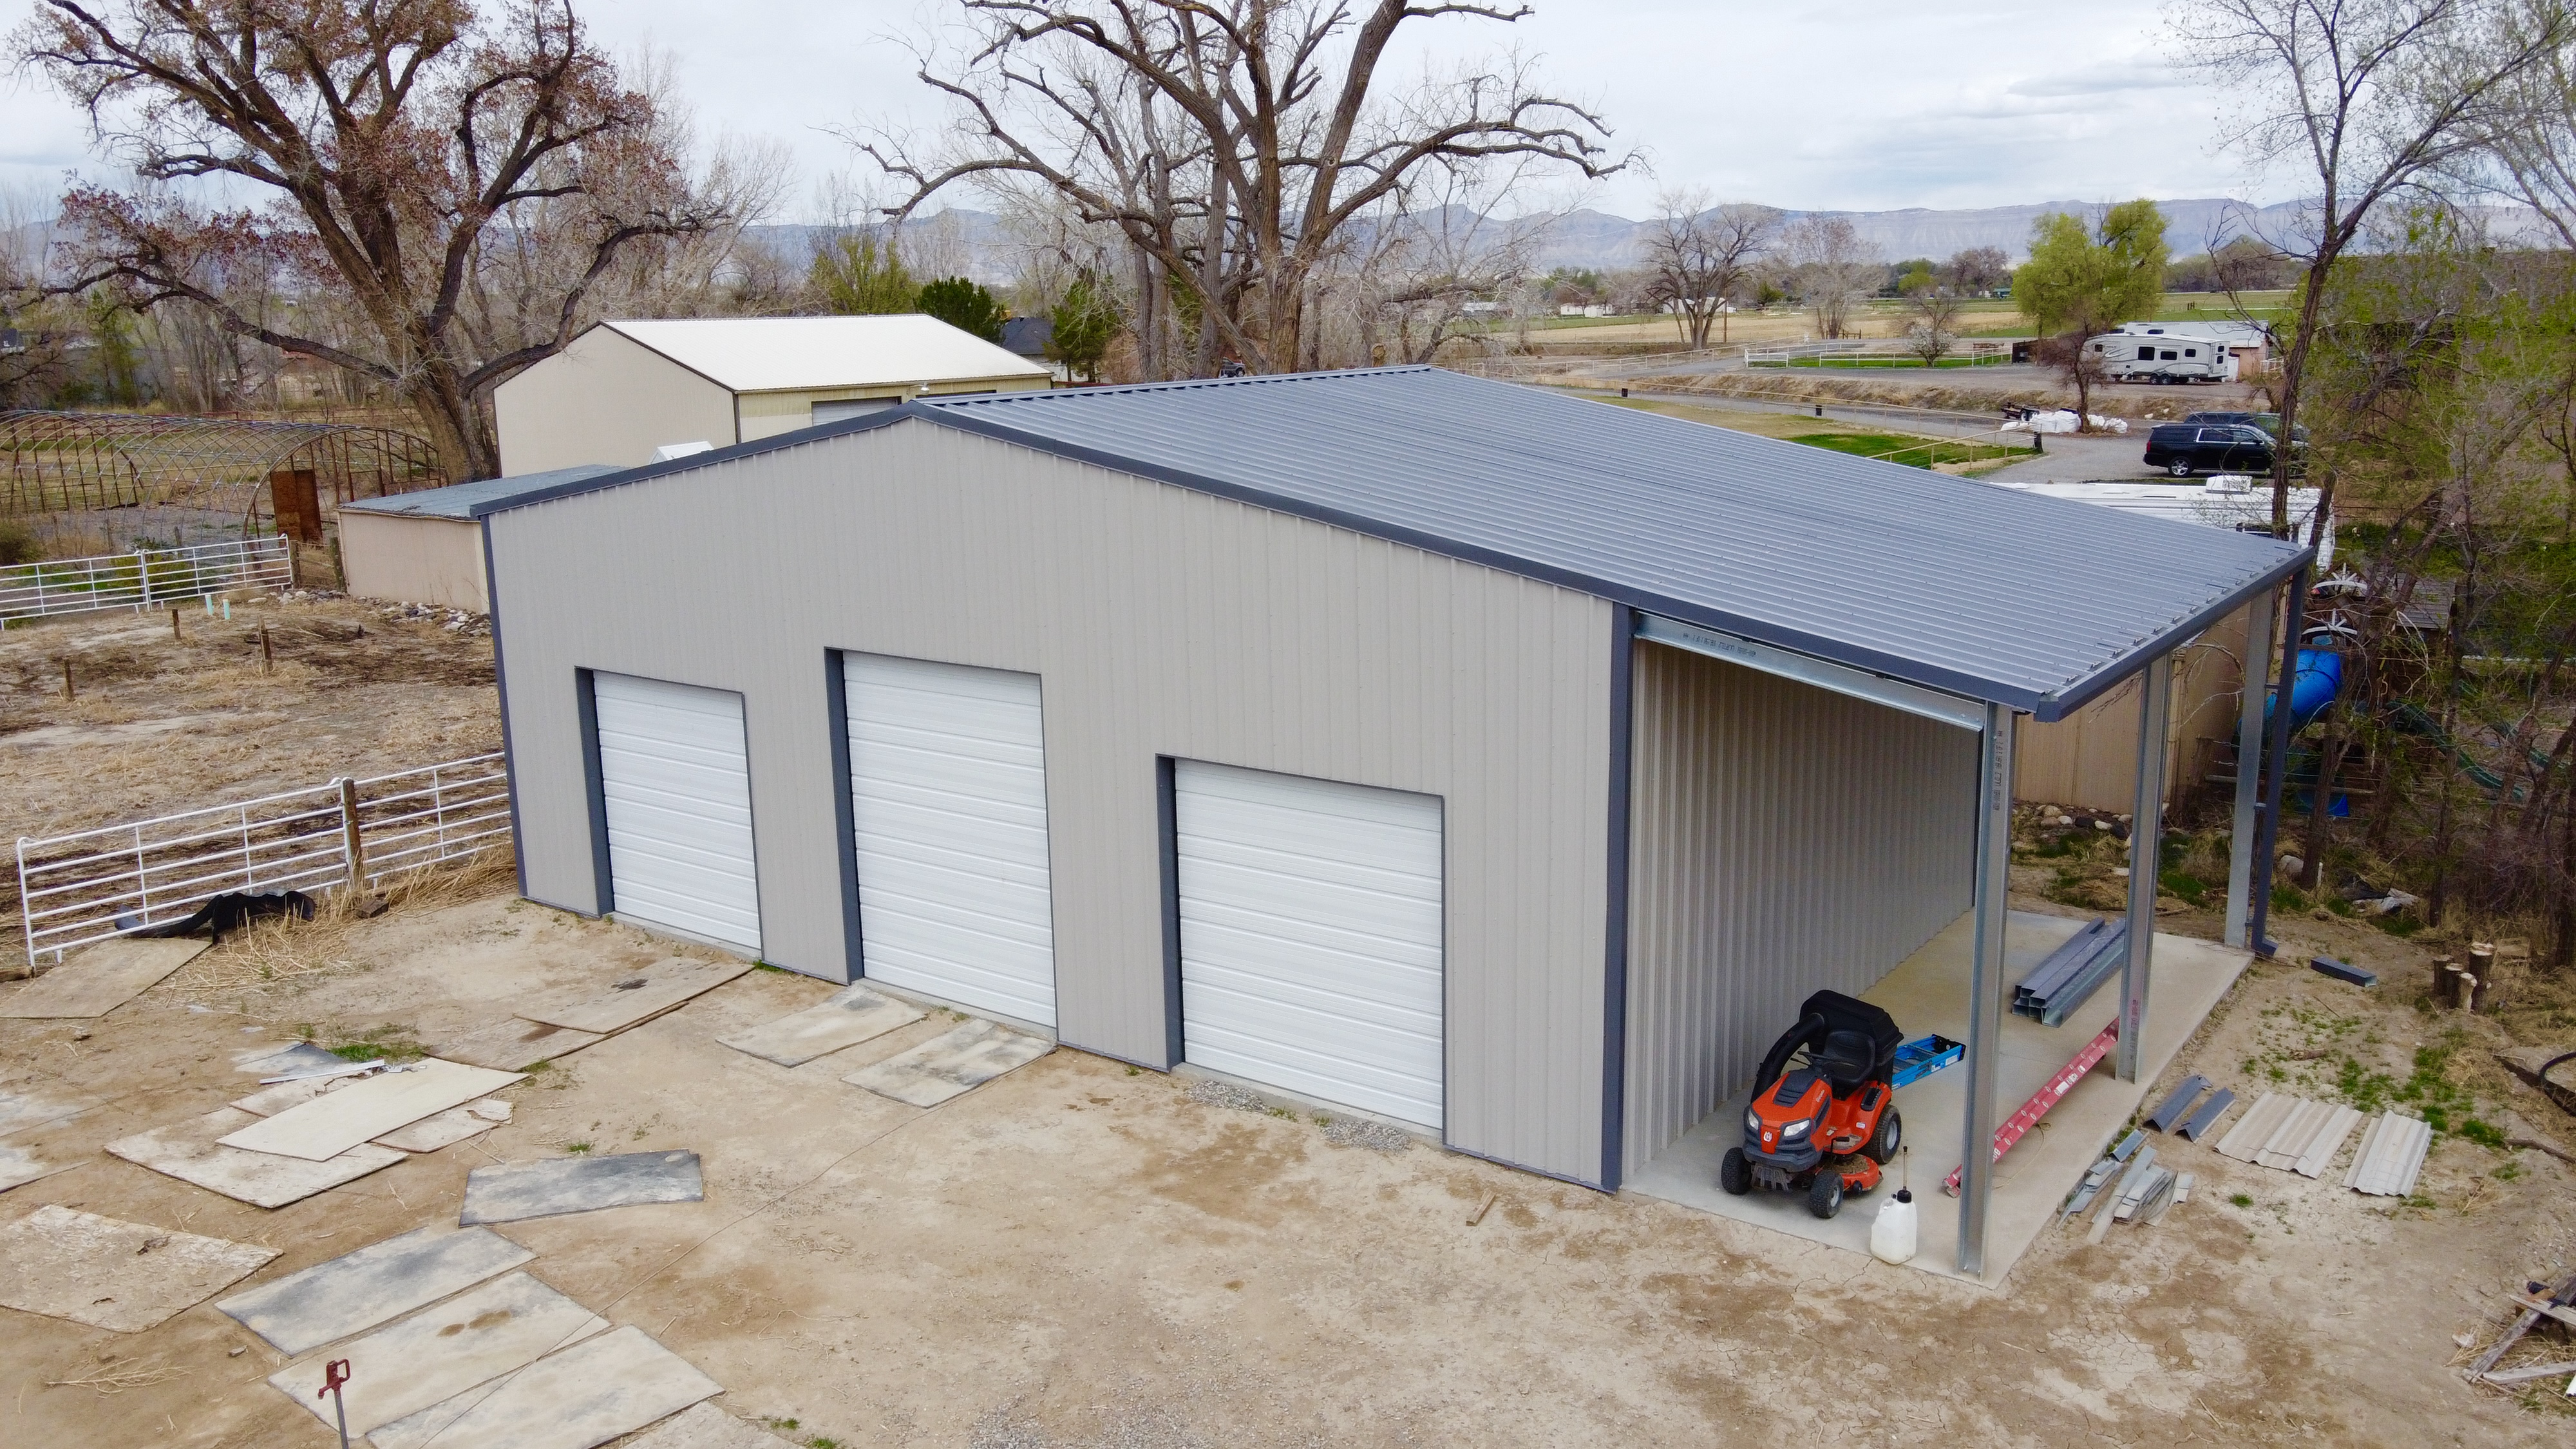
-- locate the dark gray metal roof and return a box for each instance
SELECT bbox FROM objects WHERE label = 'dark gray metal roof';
[478,367,2308,719]
[341,464,617,520]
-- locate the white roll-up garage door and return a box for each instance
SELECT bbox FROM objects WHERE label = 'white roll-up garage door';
[1174,761,1444,1130]
[844,654,1057,1026]
[591,672,761,954]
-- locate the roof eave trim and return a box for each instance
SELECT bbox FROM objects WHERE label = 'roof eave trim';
[2028,546,2314,722]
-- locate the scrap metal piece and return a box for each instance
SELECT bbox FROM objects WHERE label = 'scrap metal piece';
[2144,1075,2211,1132]
[2175,1087,2237,1141]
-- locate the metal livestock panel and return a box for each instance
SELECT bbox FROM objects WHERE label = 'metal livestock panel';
[1622,639,1976,1173]
[485,420,1616,1184]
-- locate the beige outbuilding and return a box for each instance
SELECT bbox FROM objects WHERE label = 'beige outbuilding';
[495,316,1052,474]
[338,466,614,611]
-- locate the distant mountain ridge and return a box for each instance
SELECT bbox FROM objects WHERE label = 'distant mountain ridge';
[756,194,2549,278]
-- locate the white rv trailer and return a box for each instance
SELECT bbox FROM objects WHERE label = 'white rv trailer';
[2083,329,2234,383]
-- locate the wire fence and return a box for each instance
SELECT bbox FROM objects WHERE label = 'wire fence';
[14,753,510,970]
[0,535,292,623]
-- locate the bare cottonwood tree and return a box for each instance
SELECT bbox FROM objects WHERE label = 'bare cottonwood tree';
[861,0,1627,376]
[1781,214,1880,339]
[1944,245,2011,294]
[1638,191,1778,348]
[1902,285,1967,366]
[18,0,747,479]
[2172,0,2571,536]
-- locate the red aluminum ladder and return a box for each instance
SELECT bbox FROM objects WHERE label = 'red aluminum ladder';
[1944,1020,2120,1196]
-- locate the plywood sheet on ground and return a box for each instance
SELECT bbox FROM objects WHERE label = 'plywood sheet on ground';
[0,1086,99,1138]
[517,958,751,1036]
[717,983,922,1066]
[0,1143,80,1194]
[460,1151,704,1226]
[267,1270,607,1437]
[0,1203,274,1332]
[374,1100,508,1153]
[233,1041,347,1077]
[625,1402,796,1449]
[108,1108,404,1208]
[0,938,207,1018]
[218,1059,522,1162]
[842,1019,1052,1107]
[435,1020,605,1072]
[218,1224,534,1356]
[366,1325,721,1449]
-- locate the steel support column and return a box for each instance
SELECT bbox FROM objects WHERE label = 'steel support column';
[2248,567,2313,955]
[2119,653,2173,1083]
[1958,701,2016,1278]
[2223,587,2277,948]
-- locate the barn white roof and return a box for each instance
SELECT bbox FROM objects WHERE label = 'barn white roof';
[600,316,1048,394]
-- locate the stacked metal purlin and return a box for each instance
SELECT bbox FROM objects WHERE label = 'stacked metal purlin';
[2014,917,2131,1027]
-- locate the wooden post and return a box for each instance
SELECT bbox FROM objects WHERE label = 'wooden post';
[60,659,72,700]
[2468,942,2495,1012]
[169,607,180,641]
[336,777,366,890]
[260,624,273,674]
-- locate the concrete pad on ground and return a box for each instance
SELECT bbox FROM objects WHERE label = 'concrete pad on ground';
[460,1150,704,1226]
[1624,910,2247,1287]
[844,1019,1052,1107]
[0,938,206,1018]
[717,982,923,1066]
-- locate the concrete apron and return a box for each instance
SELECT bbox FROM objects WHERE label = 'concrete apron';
[1624,910,2248,1288]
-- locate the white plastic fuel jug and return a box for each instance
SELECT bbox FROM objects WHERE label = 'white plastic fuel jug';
[1872,1189,1917,1264]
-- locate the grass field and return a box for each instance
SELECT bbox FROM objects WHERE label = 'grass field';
[1784,430,2029,468]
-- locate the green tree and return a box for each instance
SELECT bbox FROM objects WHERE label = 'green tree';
[2013,200,2168,426]
[1046,272,1121,382]
[810,235,916,315]
[916,276,1007,343]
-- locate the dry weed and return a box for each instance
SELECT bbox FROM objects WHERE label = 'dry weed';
[171,848,516,999]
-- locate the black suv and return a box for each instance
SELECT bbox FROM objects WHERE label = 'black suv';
[2184,410,2310,443]
[2143,421,2275,477]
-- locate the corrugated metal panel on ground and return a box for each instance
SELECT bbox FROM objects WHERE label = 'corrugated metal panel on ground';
[486,424,1613,1182]
[2344,1113,2434,1196]
[1622,641,1976,1170]
[1174,761,1444,1129]
[904,368,2306,716]
[591,673,761,953]
[2215,1092,2295,1162]
[844,653,1057,1027]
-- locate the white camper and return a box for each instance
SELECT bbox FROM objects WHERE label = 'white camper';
[2084,330,2234,384]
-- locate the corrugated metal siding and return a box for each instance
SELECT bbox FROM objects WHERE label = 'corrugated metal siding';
[1622,641,1976,1170]
[488,420,1615,1182]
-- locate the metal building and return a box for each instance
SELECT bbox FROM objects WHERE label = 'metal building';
[494,316,1052,475]
[474,366,2307,1274]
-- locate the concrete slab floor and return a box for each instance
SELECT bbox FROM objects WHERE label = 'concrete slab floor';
[1624,910,2249,1287]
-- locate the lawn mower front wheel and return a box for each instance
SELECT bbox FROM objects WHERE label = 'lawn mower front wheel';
[1865,1108,1902,1165]
[1807,1170,1844,1219]
[1719,1146,1752,1196]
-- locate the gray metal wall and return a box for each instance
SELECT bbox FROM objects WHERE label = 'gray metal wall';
[487,420,1618,1183]
[1622,641,1976,1171]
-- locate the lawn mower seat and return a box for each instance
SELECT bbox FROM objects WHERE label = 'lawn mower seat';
[1814,1029,1879,1095]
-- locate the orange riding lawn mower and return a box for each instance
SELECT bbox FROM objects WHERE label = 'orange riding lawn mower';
[1720,990,1959,1219]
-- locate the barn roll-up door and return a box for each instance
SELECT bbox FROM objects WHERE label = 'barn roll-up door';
[591,672,761,954]
[843,653,1057,1026]
[1173,761,1444,1130]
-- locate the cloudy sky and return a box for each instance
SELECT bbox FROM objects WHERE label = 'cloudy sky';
[0,0,2263,219]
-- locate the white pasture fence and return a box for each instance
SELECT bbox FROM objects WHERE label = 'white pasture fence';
[1746,339,2014,368]
[0,535,292,624]
[14,753,510,969]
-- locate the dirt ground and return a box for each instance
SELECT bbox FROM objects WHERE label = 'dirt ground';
[0,853,2568,1446]
[0,592,500,962]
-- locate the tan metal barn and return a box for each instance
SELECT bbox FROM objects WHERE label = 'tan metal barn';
[495,316,1052,475]
[472,367,2309,1279]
